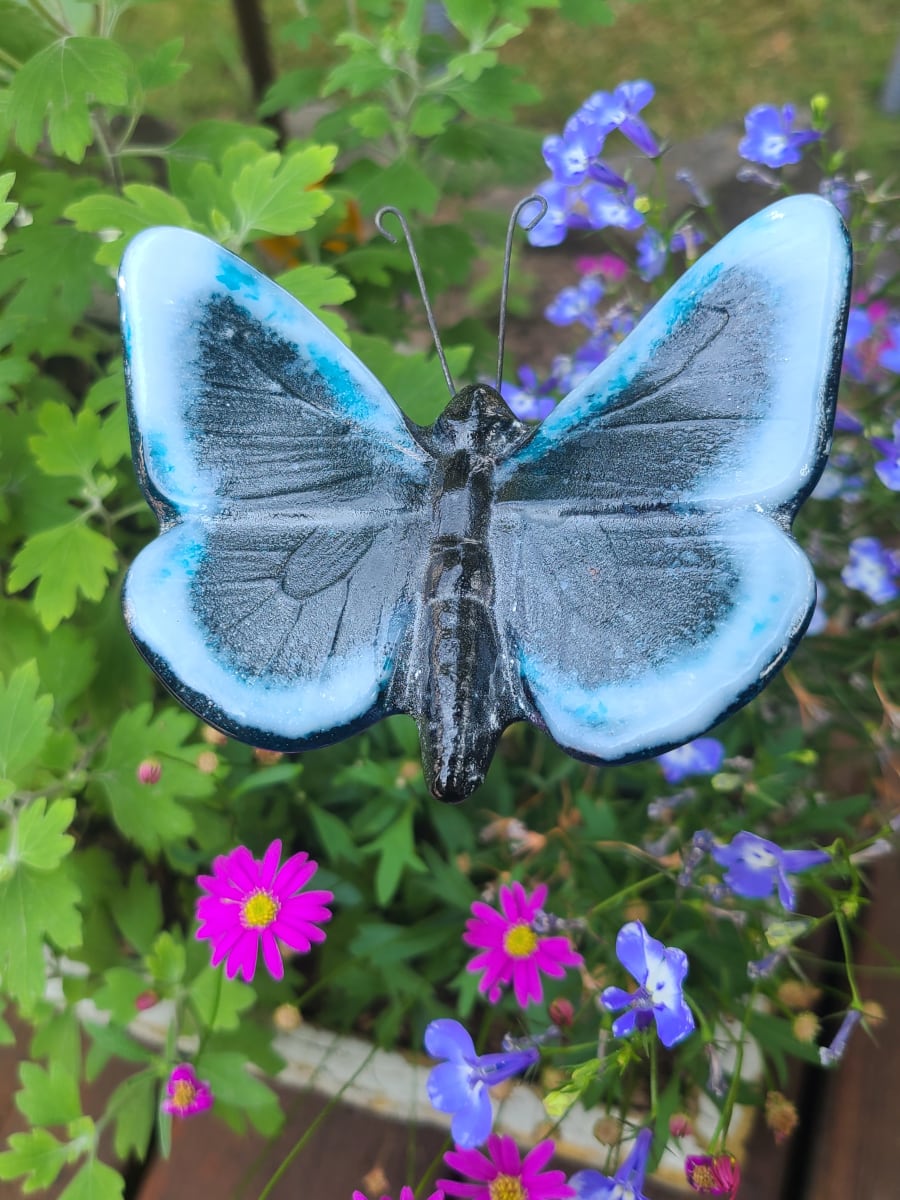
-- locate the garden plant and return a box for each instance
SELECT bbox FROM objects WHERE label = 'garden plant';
[0,2,898,1199]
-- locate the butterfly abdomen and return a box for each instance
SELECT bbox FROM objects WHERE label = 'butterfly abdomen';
[414,450,507,802]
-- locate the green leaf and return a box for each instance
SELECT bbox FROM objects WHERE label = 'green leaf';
[65,185,195,267]
[98,704,215,853]
[16,1060,81,1126]
[16,798,75,870]
[307,803,360,866]
[59,1160,124,1200]
[366,808,427,906]
[109,1076,155,1162]
[8,521,118,630]
[0,1129,68,1192]
[448,63,540,120]
[0,171,17,230]
[93,968,149,1025]
[111,863,163,954]
[410,98,458,138]
[0,860,82,1008]
[188,967,255,1032]
[0,660,52,781]
[444,0,492,39]
[227,143,337,238]
[137,37,188,92]
[195,1050,277,1110]
[30,1009,82,1078]
[145,931,185,990]
[353,156,440,218]
[8,37,135,162]
[29,402,102,479]
[351,334,472,424]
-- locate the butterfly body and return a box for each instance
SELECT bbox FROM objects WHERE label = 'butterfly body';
[120,196,851,802]
[406,385,530,799]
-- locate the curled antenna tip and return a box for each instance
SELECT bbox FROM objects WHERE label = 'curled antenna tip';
[516,194,549,234]
[374,205,403,243]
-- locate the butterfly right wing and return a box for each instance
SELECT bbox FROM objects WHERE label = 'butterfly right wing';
[120,228,433,747]
[491,196,851,763]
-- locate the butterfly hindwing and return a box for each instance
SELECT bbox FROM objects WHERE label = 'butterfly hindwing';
[493,195,851,762]
[120,227,432,747]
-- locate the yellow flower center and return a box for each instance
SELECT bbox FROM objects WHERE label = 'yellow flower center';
[171,1080,197,1110]
[241,890,280,928]
[688,1164,717,1189]
[503,923,538,959]
[489,1175,526,1200]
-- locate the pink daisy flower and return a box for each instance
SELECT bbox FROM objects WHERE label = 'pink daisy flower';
[463,883,583,1007]
[162,1064,213,1118]
[352,1190,443,1200]
[195,839,333,982]
[439,1134,574,1199]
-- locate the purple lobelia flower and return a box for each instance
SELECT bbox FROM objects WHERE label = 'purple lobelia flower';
[834,407,863,434]
[842,306,875,382]
[501,366,556,422]
[545,277,604,329]
[657,737,725,784]
[841,536,900,604]
[819,1009,862,1066]
[711,832,830,911]
[600,921,695,1048]
[739,103,820,168]
[880,320,900,372]
[424,1019,538,1148]
[669,225,707,258]
[570,1127,654,1199]
[580,80,661,157]
[872,420,900,490]
[636,228,666,281]
[818,175,853,221]
[583,181,645,231]
[543,115,605,185]
[525,180,570,247]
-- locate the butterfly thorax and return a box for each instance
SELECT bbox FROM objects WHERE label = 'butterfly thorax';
[412,386,527,801]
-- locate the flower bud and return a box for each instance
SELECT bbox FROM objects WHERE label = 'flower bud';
[196,750,219,774]
[792,1011,820,1043]
[670,1112,694,1138]
[549,998,575,1028]
[254,747,283,765]
[765,1091,798,1143]
[273,1003,302,1033]
[137,759,162,785]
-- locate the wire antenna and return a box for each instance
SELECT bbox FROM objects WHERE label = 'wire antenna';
[496,194,548,392]
[375,205,455,398]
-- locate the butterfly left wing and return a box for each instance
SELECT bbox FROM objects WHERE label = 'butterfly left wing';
[120,227,433,748]
[491,195,851,762]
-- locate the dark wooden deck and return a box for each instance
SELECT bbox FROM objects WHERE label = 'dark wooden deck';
[1,855,897,1199]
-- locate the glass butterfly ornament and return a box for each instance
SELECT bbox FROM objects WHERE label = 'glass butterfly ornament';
[119,193,850,802]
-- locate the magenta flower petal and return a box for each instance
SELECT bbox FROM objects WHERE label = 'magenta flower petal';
[196,840,333,983]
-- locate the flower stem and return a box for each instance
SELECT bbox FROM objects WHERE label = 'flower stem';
[255,1045,378,1200]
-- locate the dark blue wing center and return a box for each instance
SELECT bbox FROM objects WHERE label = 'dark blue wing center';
[180,294,426,508]
[498,268,775,506]
[189,518,417,684]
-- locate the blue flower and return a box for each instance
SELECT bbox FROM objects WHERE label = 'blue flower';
[580,80,660,157]
[636,229,666,281]
[543,116,604,185]
[819,1009,862,1066]
[879,321,900,373]
[583,182,645,231]
[424,1018,539,1148]
[657,737,725,784]
[570,1127,654,1199]
[834,407,863,434]
[872,420,900,490]
[842,306,874,382]
[819,175,853,221]
[669,225,706,258]
[711,832,830,911]
[545,277,604,329]
[600,921,695,1048]
[501,366,556,422]
[525,181,570,247]
[841,536,900,604]
[739,103,820,168]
